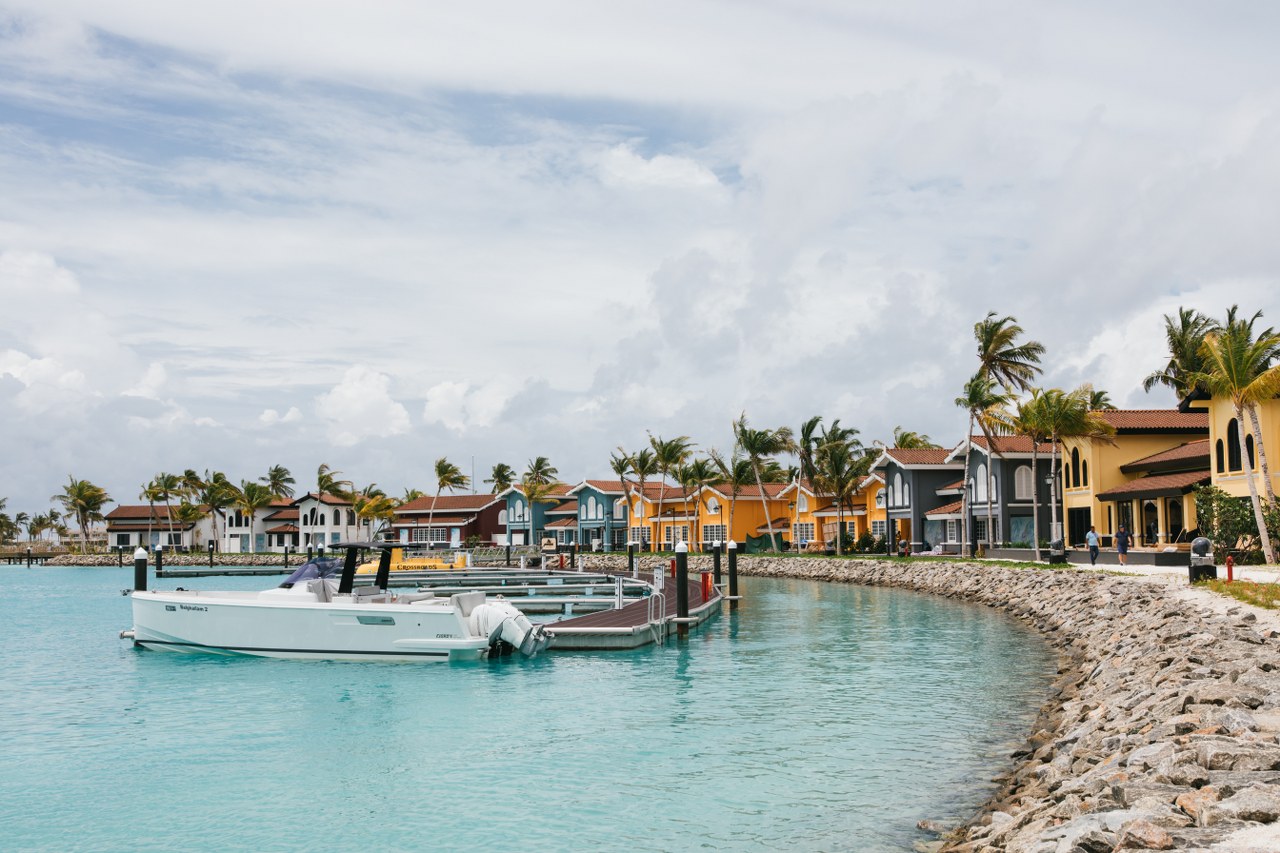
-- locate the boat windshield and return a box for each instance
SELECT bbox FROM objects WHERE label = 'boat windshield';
[279,557,343,588]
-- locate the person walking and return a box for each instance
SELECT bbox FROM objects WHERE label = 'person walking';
[1086,525,1100,566]
[1115,524,1131,566]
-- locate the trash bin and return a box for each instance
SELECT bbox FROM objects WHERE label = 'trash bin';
[1048,539,1067,565]
[1189,537,1217,584]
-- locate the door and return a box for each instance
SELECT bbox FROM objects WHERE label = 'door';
[1166,499,1184,542]
[1067,507,1092,547]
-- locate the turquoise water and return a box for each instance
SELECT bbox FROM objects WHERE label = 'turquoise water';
[0,567,1054,852]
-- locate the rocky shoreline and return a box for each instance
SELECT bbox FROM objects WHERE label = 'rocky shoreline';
[44,552,1280,850]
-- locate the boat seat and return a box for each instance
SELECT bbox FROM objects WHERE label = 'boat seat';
[351,586,388,600]
[450,591,487,617]
[397,592,436,604]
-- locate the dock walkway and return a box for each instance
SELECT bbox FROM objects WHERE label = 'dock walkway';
[546,571,722,650]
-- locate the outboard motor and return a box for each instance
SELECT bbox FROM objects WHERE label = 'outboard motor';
[1189,536,1217,584]
[469,598,550,658]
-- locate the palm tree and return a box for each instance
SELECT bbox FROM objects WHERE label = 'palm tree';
[797,416,824,486]
[151,472,182,548]
[520,475,561,549]
[354,490,397,539]
[710,450,751,547]
[812,428,866,555]
[648,434,693,547]
[174,501,208,546]
[734,415,796,552]
[1193,307,1280,562]
[1143,307,1219,399]
[955,375,1013,555]
[180,469,204,500]
[260,465,296,499]
[316,464,352,500]
[1083,386,1117,411]
[1012,391,1051,560]
[974,311,1046,393]
[139,481,160,548]
[677,456,718,549]
[524,456,558,487]
[14,511,29,541]
[52,476,111,554]
[428,458,470,544]
[198,471,234,552]
[233,481,275,554]
[892,427,941,449]
[400,488,426,504]
[483,463,517,494]
[1033,386,1116,550]
[628,447,659,548]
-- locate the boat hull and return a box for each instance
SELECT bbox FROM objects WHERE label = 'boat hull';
[130,590,489,662]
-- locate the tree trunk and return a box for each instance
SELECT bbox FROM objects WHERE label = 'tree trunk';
[836,501,844,556]
[1031,443,1042,562]
[1246,403,1277,505]
[961,415,974,557]
[1237,402,1276,564]
[78,513,88,555]
[429,490,440,550]
[985,454,996,552]
[728,492,738,550]
[1049,437,1060,547]
[754,463,778,551]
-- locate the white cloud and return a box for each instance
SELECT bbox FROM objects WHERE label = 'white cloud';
[314,366,410,446]
[597,145,720,191]
[123,362,167,399]
[422,380,515,433]
[259,406,303,425]
[0,349,91,414]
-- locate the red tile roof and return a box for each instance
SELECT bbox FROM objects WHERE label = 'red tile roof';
[547,501,579,514]
[1121,440,1211,471]
[292,492,351,506]
[754,517,791,532]
[264,508,300,521]
[581,480,630,494]
[396,493,499,513]
[884,448,954,465]
[1095,470,1211,501]
[1095,410,1209,432]
[545,516,578,529]
[939,480,965,491]
[969,435,1055,454]
[265,524,299,534]
[391,515,475,526]
[106,505,178,521]
[105,522,195,532]
[925,499,964,517]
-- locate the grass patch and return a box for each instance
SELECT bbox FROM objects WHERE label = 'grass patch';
[1199,578,1280,610]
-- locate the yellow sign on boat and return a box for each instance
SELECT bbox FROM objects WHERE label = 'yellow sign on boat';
[355,547,468,574]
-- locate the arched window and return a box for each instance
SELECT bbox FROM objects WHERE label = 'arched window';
[903,482,910,505]
[1063,463,1071,492]
[1216,439,1225,473]
[633,500,643,517]
[347,510,355,526]
[1227,419,1242,471]
[705,497,719,515]
[1014,465,1033,500]
[614,498,626,519]
[798,494,808,513]
[586,496,597,519]
[975,464,988,502]
[1247,433,1256,470]
[893,473,903,506]
[498,509,508,525]
[513,499,525,521]
[309,507,316,526]
[319,513,325,527]
[1082,460,1089,487]
[1071,448,1081,488]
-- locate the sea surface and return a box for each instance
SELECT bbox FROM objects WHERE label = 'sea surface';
[0,566,1055,852]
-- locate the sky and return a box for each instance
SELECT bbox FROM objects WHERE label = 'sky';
[2,1,1279,512]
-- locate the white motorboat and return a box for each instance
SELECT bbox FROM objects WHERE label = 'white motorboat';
[124,543,549,662]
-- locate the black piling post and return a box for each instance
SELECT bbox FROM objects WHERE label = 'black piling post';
[27,546,32,568]
[307,545,314,562]
[154,546,163,577]
[675,541,689,638]
[117,547,124,568]
[134,547,148,592]
[283,546,290,569]
[627,541,636,577]
[208,541,215,569]
[713,542,722,586]
[505,544,512,567]
[570,542,577,570]
[727,540,739,610]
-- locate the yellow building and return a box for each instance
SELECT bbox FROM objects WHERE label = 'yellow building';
[778,474,885,549]
[1060,409,1208,547]
[1206,396,1280,500]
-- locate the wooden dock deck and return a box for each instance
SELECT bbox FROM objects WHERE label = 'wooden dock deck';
[545,571,722,650]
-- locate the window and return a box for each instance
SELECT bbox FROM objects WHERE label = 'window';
[1228,419,1242,471]
[630,526,651,544]
[1071,448,1081,488]
[512,499,525,521]
[702,524,726,544]
[347,510,355,526]
[794,522,815,543]
[555,529,574,545]
[893,473,903,506]
[903,482,910,505]
[946,520,958,543]
[1216,440,1225,473]
[498,509,507,525]
[586,496,597,519]
[663,525,688,546]
[973,518,988,544]
[1014,465,1033,500]
[871,520,886,537]
[612,528,627,548]
[797,494,808,513]
[1082,460,1089,487]
[1247,434,1256,469]
[1062,464,1071,492]
[614,498,626,519]
[116,533,130,546]
[411,527,450,543]
[319,513,325,527]
[975,464,988,502]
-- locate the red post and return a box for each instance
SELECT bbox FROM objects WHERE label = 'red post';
[701,571,712,602]
[669,557,677,578]
[559,553,565,569]
[1226,555,1234,583]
